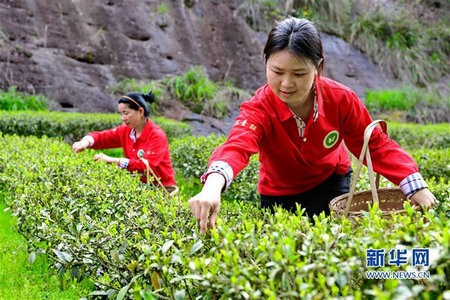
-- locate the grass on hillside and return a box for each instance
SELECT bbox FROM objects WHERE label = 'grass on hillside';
[0,195,94,300]
[0,86,49,111]
[236,0,449,86]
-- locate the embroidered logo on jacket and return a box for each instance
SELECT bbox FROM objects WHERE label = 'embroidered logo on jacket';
[235,119,257,131]
[323,130,339,148]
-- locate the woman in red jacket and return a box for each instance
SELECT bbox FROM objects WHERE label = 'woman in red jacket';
[189,17,436,233]
[72,92,177,192]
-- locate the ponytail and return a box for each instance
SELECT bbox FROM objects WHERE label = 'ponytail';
[142,91,155,104]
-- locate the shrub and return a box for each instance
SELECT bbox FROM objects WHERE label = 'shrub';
[0,111,191,143]
[388,122,450,150]
[170,134,260,203]
[170,134,224,179]
[0,134,448,299]
[411,148,450,181]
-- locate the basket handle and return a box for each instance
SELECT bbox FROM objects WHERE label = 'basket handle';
[344,119,387,217]
[138,150,171,196]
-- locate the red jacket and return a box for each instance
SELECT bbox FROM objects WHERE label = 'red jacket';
[88,119,176,186]
[207,76,418,196]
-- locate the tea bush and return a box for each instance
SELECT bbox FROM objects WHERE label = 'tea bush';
[0,133,448,298]
[170,134,225,179]
[0,134,264,297]
[386,122,449,150]
[170,134,259,203]
[1,110,446,151]
[411,148,450,181]
[0,122,449,299]
[0,111,191,143]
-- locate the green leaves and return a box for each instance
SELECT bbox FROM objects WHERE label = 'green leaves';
[53,249,73,264]
[0,111,191,143]
[189,239,203,255]
[0,86,50,111]
[1,131,449,299]
[164,66,219,114]
[170,134,260,203]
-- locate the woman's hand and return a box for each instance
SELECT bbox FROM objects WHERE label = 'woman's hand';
[189,173,225,233]
[72,139,90,153]
[410,188,436,209]
[93,153,119,164]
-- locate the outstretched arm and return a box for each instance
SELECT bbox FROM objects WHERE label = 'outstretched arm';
[72,136,94,153]
[92,153,122,165]
[189,173,225,233]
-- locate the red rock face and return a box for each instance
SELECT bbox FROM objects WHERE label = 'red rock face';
[0,0,446,122]
[0,0,265,113]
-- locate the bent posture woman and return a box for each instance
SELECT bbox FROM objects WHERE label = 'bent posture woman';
[189,17,435,233]
[72,92,177,193]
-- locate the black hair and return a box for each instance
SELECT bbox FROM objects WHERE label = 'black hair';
[263,17,324,75]
[118,91,155,117]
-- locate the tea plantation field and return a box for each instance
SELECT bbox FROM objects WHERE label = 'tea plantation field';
[0,115,449,299]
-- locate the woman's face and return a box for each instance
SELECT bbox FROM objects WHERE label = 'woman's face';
[118,103,144,129]
[266,50,317,107]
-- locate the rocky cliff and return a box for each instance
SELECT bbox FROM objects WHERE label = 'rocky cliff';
[0,0,443,115]
[1,0,266,112]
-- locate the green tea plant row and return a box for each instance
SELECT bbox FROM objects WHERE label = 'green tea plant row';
[0,111,191,144]
[0,132,449,299]
[386,122,450,150]
[0,196,94,299]
[1,110,448,148]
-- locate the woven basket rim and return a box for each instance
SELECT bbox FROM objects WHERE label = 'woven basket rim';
[329,187,408,215]
[328,120,419,219]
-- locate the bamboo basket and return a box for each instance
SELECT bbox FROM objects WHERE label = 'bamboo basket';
[329,120,419,220]
[138,151,179,197]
